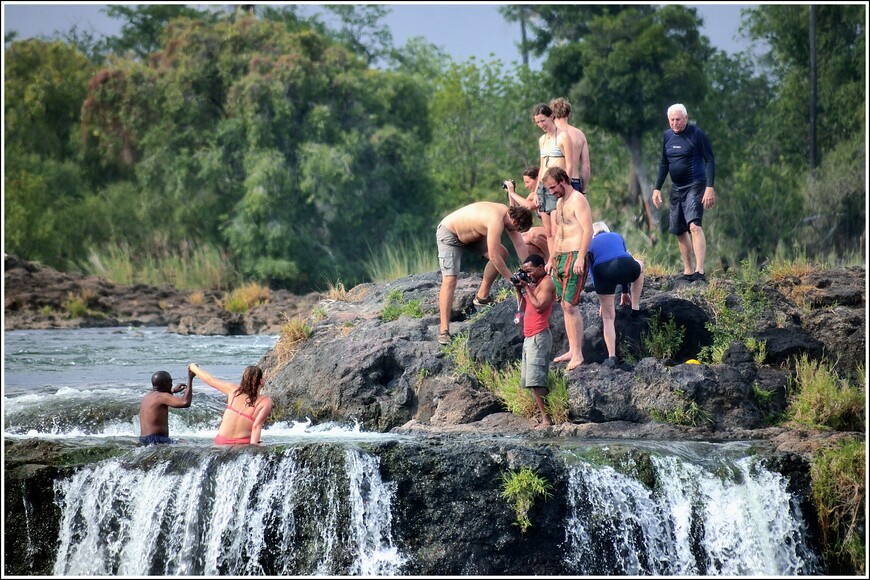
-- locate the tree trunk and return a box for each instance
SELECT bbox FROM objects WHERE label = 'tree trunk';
[519,6,529,68]
[627,164,641,207]
[624,134,659,234]
[808,5,818,171]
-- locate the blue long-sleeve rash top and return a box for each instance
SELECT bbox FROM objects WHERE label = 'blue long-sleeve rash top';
[588,232,631,269]
[587,232,632,290]
[653,124,716,189]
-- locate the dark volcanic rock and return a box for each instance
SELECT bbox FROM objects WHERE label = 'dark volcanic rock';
[257,265,864,449]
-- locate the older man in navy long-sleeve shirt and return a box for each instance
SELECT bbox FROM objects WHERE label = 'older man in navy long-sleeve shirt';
[651,103,717,283]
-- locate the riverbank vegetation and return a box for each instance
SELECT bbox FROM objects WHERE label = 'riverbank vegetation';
[4,5,864,294]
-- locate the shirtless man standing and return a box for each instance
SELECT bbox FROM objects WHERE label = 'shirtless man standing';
[139,368,194,444]
[543,167,594,371]
[550,97,591,194]
[436,201,533,345]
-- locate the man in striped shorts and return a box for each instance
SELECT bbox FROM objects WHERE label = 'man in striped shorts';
[542,167,594,371]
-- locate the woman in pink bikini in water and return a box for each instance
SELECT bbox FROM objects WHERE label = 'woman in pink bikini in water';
[188,363,273,444]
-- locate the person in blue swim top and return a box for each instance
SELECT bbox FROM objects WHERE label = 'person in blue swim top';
[651,103,716,283]
[586,222,645,368]
[139,368,194,444]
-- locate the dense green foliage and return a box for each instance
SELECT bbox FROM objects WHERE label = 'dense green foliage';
[810,439,866,575]
[4,5,865,291]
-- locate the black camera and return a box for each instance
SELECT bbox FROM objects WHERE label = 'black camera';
[510,268,532,285]
[501,179,516,190]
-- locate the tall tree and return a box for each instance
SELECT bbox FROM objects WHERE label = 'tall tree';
[742,4,865,257]
[4,40,97,266]
[324,4,394,66]
[103,4,212,58]
[427,58,545,213]
[499,4,618,59]
[743,4,865,167]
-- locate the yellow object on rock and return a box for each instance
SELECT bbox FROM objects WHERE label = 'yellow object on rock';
[685,359,701,365]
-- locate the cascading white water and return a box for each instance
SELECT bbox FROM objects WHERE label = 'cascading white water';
[563,453,821,575]
[52,446,404,575]
[7,329,831,576]
[345,449,406,575]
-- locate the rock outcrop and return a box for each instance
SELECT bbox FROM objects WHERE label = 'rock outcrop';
[3,254,319,334]
[4,258,864,576]
[258,266,865,457]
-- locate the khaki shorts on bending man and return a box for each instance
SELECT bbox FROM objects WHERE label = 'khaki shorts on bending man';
[436,201,532,345]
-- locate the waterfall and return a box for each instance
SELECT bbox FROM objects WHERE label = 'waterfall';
[52,445,404,575]
[563,453,821,575]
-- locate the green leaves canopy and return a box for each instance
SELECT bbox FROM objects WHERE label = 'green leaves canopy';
[77,16,434,289]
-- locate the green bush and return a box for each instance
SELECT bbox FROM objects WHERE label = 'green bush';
[444,333,569,423]
[789,355,865,432]
[64,295,89,319]
[810,439,866,575]
[642,310,685,359]
[380,289,424,322]
[545,370,570,424]
[699,265,769,363]
[500,467,553,533]
[650,400,713,428]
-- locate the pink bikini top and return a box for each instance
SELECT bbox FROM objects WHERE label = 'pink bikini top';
[226,392,256,422]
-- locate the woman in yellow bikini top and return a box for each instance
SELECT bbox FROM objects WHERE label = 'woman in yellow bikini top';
[188,363,273,444]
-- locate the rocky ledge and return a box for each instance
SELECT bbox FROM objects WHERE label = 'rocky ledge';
[4,254,865,455]
[257,266,865,458]
[3,254,320,334]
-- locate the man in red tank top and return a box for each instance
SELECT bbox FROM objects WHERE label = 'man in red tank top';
[513,253,557,429]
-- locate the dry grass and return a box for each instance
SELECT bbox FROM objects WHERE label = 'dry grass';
[223,282,271,313]
[273,315,312,369]
[325,280,350,301]
[631,251,669,277]
[765,258,816,282]
[188,290,205,306]
[783,284,818,310]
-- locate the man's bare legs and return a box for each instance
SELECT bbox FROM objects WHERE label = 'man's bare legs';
[439,274,458,334]
[677,232,694,275]
[553,301,584,370]
[677,224,706,275]
[689,223,706,274]
[531,387,551,429]
[477,261,499,301]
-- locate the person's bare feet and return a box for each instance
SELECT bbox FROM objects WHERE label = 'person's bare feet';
[553,352,572,363]
[535,421,551,430]
[566,357,584,371]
